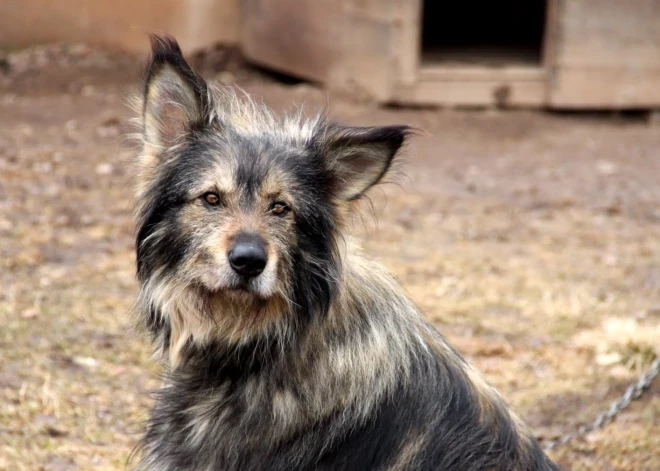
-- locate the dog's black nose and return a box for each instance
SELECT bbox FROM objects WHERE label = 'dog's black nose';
[228,234,267,278]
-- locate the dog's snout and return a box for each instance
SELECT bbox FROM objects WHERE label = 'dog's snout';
[228,233,267,278]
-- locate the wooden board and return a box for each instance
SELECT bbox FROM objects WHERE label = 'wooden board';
[0,0,240,54]
[395,65,546,107]
[549,0,660,108]
[241,0,399,101]
[240,0,341,83]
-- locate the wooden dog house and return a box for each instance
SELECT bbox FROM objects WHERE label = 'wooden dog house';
[242,0,660,109]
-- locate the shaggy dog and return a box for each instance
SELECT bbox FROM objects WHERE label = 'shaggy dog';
[132,35,559,471]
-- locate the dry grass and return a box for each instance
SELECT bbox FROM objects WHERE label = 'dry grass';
[1,48,659,470]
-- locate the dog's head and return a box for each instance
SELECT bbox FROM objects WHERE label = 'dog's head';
[134,36,410,362]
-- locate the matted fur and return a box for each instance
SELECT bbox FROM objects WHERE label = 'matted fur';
[131,35,559,471]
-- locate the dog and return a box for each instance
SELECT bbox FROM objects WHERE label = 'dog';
[131,35,559,471]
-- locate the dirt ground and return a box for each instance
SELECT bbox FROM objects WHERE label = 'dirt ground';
[1,44,659,471]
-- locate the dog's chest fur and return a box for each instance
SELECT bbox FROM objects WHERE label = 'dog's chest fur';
[138,311,557,471]
[139,303,420,471]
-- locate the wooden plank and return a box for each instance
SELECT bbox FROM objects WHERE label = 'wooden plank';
[327,15,397,100]
[420,65,545,82]
[241,0,399,101]
[541,0,560,67]
[344,0,398,23]
[557,0,660,67]
[240,0,341,82]
[551,68,660,108]
[0,0,240,54]
[393,0,422,85]
[393,77,546,108]
[549,0,660,108]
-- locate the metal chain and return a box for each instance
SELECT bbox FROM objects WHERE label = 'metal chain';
[543,357,660,451]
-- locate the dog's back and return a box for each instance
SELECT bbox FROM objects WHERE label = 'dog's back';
[132,36,558,471]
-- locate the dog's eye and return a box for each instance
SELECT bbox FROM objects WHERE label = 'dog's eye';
[202,192,221,207]
[270,202,290,216]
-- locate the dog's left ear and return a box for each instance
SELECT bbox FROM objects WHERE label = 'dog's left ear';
[142,35,214,150]
[322,125,411,201]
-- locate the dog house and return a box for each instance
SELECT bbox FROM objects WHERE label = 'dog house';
[242,0,660,109]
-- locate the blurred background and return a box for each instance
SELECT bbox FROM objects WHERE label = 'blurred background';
[1,1,659,470]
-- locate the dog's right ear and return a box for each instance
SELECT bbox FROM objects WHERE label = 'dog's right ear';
[320,124,411,201]
[142,35,214,150]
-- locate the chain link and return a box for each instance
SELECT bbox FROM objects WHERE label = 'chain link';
[543,357,660,451]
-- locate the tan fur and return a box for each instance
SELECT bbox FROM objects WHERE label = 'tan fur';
[144,66,204,148]
[418,303,538,458]
[284,241,423,423]
[386,432,429,471]
[259,168,296,205]
[139,275,292,367]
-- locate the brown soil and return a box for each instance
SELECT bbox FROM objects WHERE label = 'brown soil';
[1,44,658,470]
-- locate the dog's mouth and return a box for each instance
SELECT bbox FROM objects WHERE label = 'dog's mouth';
[228,281,252,294]
[199,265,279,300]
[223,278,272,300]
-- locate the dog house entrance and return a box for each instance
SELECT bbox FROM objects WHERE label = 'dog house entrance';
[422,1,547,67]
[394,0,550,106]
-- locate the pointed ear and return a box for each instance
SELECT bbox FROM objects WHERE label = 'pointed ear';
[322,125,411,201]
[142,35,214,149]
